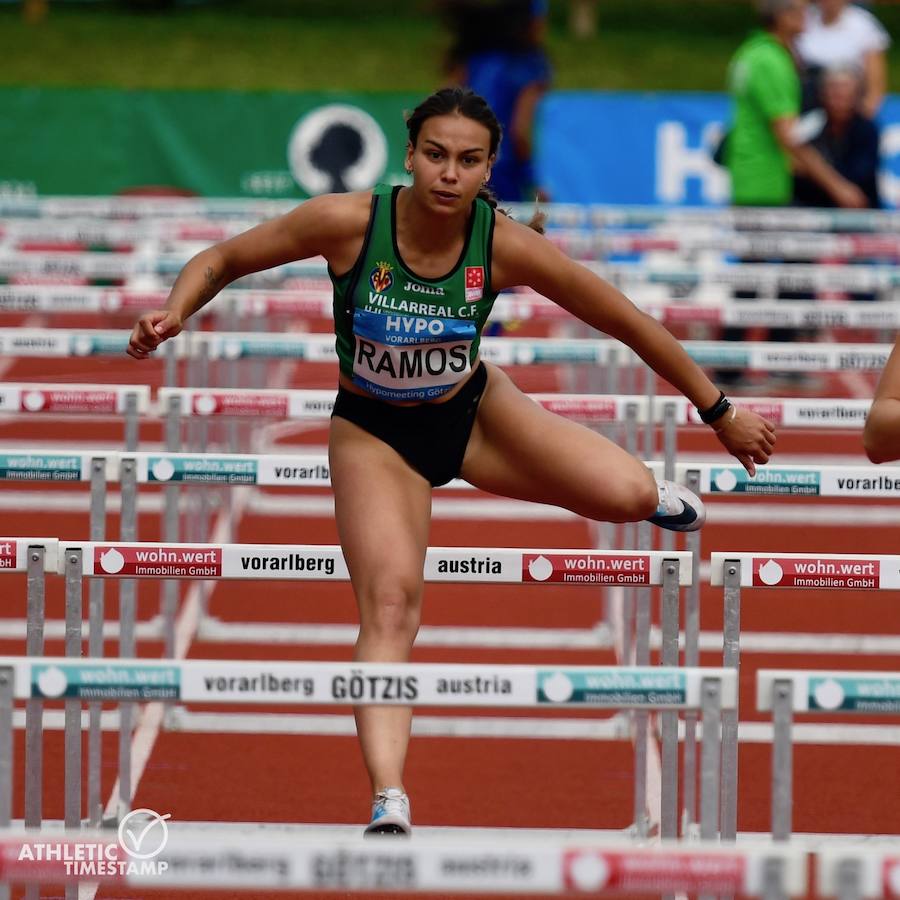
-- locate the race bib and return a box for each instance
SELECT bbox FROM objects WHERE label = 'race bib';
[352,308,476,402]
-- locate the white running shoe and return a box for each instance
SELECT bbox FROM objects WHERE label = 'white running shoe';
[647,480,706,532]
[364,788,412,836]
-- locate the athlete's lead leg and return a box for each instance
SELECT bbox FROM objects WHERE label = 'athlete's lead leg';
[329,415,432,832]
[462,364,704,530]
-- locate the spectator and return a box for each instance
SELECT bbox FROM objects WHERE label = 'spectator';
[441,0,551,202]
[725,0,867,210]
[796,0,890,119]
[794,65,881,209]
[720,0,867,390]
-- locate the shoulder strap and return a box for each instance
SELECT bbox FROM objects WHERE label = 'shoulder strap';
[342,191,381,320]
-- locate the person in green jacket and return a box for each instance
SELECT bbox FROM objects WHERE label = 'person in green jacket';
[726,0,867,208]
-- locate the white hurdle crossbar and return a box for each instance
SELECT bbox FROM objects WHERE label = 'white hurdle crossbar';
[0,326,894,372]
[0,381,874,429]
[6,283,900,330]
[157,385,874,429]
[0,655,731,858]
[757,667,900,846]
[0,829,806,896]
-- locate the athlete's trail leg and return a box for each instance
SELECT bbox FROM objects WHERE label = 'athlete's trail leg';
[329,415,432,793]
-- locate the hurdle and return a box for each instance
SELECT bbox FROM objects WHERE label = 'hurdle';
[5,208,900,263]
[713,554,900,844]
[51,540,691,834]
[0,384,148,437]
[0,829,807,897]
[542,226,900,263]
[757,666,900,844]
[2,326,895,374]
[0,652,731,850]
[817,845,900,899]
[0,451,119,835]
[7,283,900,331]
[5,243,900,295]
[1,192,897,231]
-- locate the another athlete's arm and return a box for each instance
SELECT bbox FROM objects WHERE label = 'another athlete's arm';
[491,216,776,473]
[864,336,900,463]
[127,192,364,359]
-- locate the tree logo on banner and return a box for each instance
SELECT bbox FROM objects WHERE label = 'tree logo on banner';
[288,104,388,195]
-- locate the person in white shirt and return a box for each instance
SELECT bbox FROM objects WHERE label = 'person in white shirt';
[796,0,891,118]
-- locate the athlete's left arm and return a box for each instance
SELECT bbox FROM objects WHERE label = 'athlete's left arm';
[491,216,776,472]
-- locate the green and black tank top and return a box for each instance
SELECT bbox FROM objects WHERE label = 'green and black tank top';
[329,183,498,403]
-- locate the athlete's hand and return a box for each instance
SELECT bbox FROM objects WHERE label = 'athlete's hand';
[127,310,183,360]
[713,406,776,476]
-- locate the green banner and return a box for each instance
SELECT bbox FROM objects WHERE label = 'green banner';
[0,87,419,197]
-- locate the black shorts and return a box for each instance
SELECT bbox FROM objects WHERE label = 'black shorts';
[331,363,488,487]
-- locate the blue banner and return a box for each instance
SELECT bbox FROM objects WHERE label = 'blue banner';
[537,91,900,208]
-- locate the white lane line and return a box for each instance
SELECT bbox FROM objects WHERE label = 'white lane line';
[9,617,900,656]
[35,708,900,745]
[20,708,900,745]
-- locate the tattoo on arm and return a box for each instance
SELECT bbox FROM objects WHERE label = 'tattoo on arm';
[200,265,223,303]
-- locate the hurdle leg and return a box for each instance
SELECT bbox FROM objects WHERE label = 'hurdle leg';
[195,343,213,628]
[659,405,679,844]
[24,547,46,830]
[760,855,789,900]
[699,677,722,839]
[124,391,140,452]
[720,561,741,842]
[659,560,680,841]
[834,858,864,900]
[633,518,652,838]
[698,678,722,900]
[0,665,12,900]
[87,456,107,828]
[682,469,701,835]
[162,395,182,659]
[624,403,650,834]
[771,679,794,842]
[599,347,622,639]
[24,548,46,900]
[64,549,83,900]
[117,457,139,823]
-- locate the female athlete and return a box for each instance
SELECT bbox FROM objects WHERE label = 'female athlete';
[128,87,776,836]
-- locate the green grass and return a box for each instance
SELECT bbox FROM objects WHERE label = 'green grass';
[1,0,899,92]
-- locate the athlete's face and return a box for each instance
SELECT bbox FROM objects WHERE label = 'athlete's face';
[406,113,494,213]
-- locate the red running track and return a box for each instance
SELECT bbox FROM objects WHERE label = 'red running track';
[1,333,898,900]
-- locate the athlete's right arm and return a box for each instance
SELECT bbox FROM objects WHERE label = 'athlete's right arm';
[127,192,363,359]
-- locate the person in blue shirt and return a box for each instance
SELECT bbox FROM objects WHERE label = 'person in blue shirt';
[442,0,551,202]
